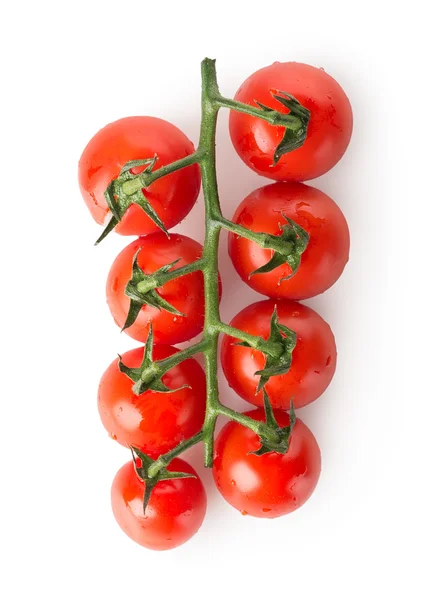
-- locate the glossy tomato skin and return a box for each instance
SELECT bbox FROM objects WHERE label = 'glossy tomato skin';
[78,117,201,236]
[111,458,206,550]
[229,62,353,181]
[221,300,336,409]
[98,345,206,457]
[107,233,207,344]
[229,182,350,300]
[213,409,321,518]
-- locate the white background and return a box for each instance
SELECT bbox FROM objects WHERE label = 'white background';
[1,1,427,598]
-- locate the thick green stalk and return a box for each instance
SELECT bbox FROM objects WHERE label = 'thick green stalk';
[199,58,223,467]
[127,57,303,478]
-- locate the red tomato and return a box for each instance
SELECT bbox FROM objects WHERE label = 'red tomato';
[229,62,353,181]
[107,233,206,344]
[98,345,206,457]
[213,408,321,518]
[111,458,206,550]
[229,182,350,299]
[78,117,201,236]
[221,300,336,409]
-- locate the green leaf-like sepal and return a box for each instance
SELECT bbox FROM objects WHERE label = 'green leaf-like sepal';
[250,216,310,281]
[95,214,119,246]
[255,307,297,392]
[251,393,296,456]
[122,249,185,331]
[119,325,189,396]
[130,446,195,513]
[271,91,311,164]
[95,157,167,244]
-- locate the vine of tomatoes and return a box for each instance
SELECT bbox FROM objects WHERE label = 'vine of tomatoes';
[78,58,352,550]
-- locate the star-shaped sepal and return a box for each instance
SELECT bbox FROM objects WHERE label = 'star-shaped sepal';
[118,325,189,396]
[122,249,185,332]
[251,390,296,456]
[255,91,311,163]
[236,307,297,392]
[96,156,169,245]
[250,216,310,281]
[130,446,196,513]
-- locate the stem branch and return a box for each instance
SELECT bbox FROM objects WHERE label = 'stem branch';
[155,340,209,373]
[215,95,303,130]
[122,149,206,196]
[216,321,283,358]
[136,259,205,294]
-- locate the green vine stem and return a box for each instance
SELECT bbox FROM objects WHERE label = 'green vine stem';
[112,58,311,491]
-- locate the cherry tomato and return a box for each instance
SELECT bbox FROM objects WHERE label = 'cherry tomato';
[229,62,353,181]
[98,345,206,457]
[111,458,206,550]
[229,182,350,300]
[107,233,207,344]
[78,117,201,236]
[213,408,321,518]
[221,299,336,409]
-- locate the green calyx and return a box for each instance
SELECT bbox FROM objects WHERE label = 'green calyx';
[256,91,311,163]
[119,325,189,395]
[95,156,168,245]
[237,307,297,391]
[122,249,184,332]
[130,446,196,513]
[251,216,310,280]
[252,391,296,455]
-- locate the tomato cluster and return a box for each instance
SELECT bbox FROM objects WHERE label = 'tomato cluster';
[79,59,352,550]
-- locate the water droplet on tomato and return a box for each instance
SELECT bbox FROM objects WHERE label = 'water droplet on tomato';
[111,278,119,292]
[109,433,117,440]
[262,508,272,513]
[292,311,300,317]
[240,510,248,516]
[231,479,236,486]
[326,355,332,366]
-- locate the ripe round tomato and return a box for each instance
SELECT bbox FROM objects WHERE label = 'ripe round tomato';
[98,345,206,457]
[111,458,206,550]
[213,408,321,518]
[78,116,201,236]
[229,182,350,299]
[221,299,336,409]
[107,233,206,344]
[229,62,353,181]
